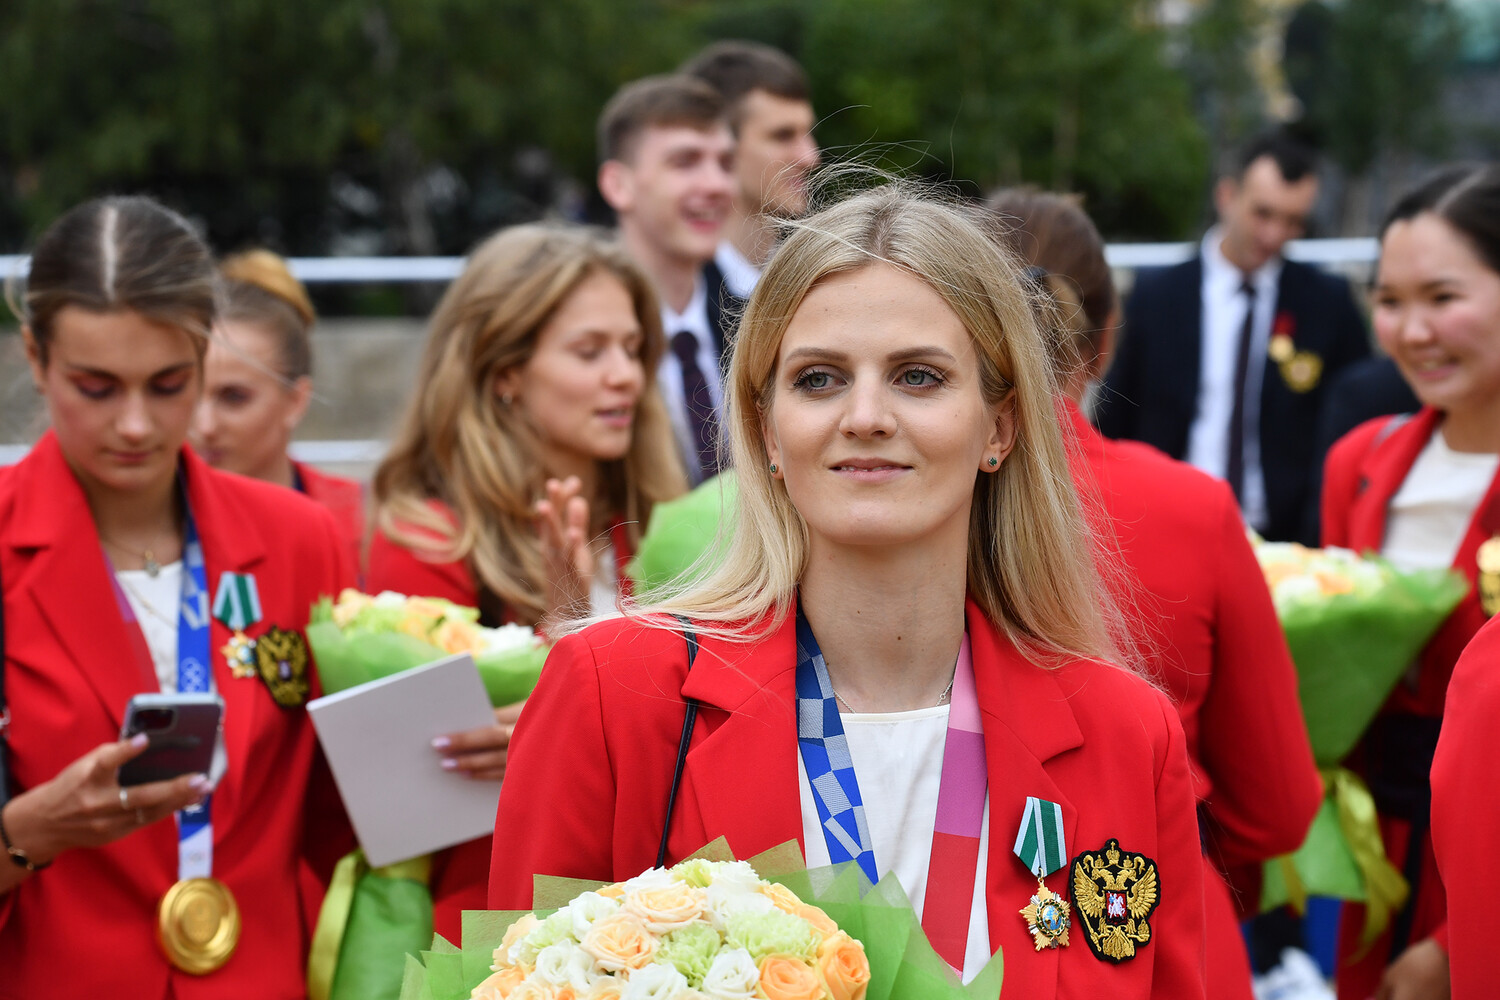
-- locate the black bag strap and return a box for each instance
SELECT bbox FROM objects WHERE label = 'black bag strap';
[656,618,699,868]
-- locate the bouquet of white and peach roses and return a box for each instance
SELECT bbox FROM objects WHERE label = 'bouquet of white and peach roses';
[400,841,1002,1000]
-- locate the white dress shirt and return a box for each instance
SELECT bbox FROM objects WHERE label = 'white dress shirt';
[1185,226,1282,531]
[657,276,726,484]
[714,241,761,299]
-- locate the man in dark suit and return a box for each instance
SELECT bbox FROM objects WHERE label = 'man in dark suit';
[597,74,742,483]
[1096,128,1370,543]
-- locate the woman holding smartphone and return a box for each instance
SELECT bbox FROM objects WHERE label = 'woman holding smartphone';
[490,187,1206,997]
[0,196,353,997]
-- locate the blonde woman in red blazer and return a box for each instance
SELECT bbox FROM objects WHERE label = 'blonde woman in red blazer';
[492,188,1207,998]
[0,197,353,999]
[1321,165,1500,1000]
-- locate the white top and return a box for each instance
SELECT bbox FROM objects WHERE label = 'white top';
[117,563,185,691]
[589,541,619,616]
[656,276,726,485]
[1185,226,1282,531]
[796,705,993,983]
[714,241,761,299]
[116,562,227,783]
[1384,431,1500,572]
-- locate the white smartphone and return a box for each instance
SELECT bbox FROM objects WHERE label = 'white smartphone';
[117,692,223,787]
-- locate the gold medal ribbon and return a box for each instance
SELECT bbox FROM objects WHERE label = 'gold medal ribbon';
[307,849,432,1000]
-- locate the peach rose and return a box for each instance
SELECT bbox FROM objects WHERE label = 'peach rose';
[432,618,485,655]
[582,982,623,1000]
[579,913,657,972]
[472,966,527,999]
[792,904,838,940]
[760,882,803,914]
[623,881,708,933]
[816,933,869,1000]
[597,883,625,900]
[756,954,824,1000]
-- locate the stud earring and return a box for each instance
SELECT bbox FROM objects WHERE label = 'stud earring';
[769,464,778,474]
[501,392,514,406]
[988,456,999,468]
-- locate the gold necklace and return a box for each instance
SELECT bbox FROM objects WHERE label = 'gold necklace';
[828,667,956,713]
[99,526,177,578]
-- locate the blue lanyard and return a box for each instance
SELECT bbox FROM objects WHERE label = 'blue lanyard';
[175,510,215,879]
[794,606,880,885]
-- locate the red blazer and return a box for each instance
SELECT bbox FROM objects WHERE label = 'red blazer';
[0,433,354,1000]
[490,600,1207,1000]
[1320,407,1496,992]
[1065,403,1320,1000]
[1431,613,1500,1000]
[293,461,366,581]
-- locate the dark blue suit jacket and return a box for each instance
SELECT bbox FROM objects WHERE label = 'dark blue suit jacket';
[1095,255,1370,544]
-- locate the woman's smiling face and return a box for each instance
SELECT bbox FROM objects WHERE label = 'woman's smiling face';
[761,262,1013,556]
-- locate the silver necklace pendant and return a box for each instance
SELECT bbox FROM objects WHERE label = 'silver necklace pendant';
[143,552,161,578]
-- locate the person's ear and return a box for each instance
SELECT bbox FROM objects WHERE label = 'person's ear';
[21,324,45,392]
[760,407,784,480]
[1214,176,1239,221]
[981,393,1019,472]
[283,375,313,432]
[598,160,634,214]
[493,368,522,408]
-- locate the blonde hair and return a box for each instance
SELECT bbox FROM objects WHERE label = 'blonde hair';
[219,249,316,380]
[373,223,687,625]
[628,183,1128,668]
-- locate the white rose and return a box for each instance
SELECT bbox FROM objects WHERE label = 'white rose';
[570,891,624,939]
[622,963,691,1000]
[533,943,575,986]
[623,867,677,895]
[699,948,759,1000]
[703,881,773,930]
[372,590,408,607]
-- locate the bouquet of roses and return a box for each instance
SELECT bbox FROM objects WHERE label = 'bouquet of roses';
[1254,541,1464,765]
[1252,541,1464,943]
[400,841,1002,1000]
[306,590,552,1000]
[627,473,737,599]
[308,589,549,708]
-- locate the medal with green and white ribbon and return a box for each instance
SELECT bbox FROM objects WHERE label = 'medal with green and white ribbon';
[1014,796,1071,950]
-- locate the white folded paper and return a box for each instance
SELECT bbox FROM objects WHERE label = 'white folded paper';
[308,652,499,867]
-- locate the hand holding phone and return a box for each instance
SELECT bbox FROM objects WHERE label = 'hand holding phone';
[117,693,223,788]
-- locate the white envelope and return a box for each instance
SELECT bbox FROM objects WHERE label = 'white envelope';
[308,653,500,867]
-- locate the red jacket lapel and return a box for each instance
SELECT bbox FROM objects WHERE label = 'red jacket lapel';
[677,612,804,863]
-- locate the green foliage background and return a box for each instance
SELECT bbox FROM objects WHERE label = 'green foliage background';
[0,0,1474,256]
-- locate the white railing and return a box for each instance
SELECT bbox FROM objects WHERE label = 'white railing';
[0,238,1382,468]
[0,237,1379,285]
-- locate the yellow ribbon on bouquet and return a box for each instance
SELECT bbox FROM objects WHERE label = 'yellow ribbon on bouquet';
[1275,767,1409,950]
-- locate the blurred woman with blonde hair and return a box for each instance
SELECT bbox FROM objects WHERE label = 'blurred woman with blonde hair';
[490,185,1206,997]
[368,221,687,940]
[191,250,365,569]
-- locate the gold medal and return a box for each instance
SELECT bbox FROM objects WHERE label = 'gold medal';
[1267,333,1294,363]
[1478,536,1500,617]
[1279,350,1323,393]
[1020,878,1071,950]
[158,877,241,974]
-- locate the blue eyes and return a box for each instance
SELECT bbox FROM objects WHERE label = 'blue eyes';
[790,366,946,392]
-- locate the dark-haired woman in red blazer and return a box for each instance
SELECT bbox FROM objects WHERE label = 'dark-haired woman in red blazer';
[0,196,352,999]
[1321,164,1500,998]
[492,189,1206,998]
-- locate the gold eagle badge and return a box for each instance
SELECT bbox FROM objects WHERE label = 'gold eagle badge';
[254,626,311,708]
[1070,839,1160,962]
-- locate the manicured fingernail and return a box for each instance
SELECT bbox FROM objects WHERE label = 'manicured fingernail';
[189,775,211,793]
[440,758,459,771]
[431,737,451,750]
[130,733,149,748]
